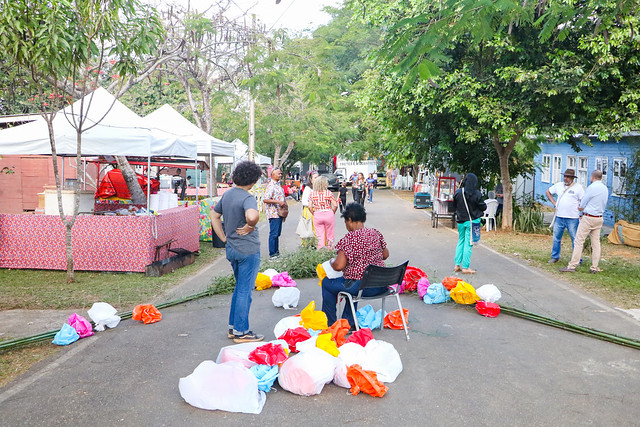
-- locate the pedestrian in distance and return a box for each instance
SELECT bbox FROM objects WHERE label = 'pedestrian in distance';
[545,168,585,264]
[309,176,338,249]
[560,170,609,274]
[210,161,264,343]
[338,181,348,213]
[350,171,359,202]
[366,172,376,203]
[494,181,504,218]
[452,173,487,274]
[356,172,366,206]
[321,202,389,328]
[263,167,286,259]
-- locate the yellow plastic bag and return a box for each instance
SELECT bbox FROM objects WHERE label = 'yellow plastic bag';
[450,281,480,305]
[300,301,328,331]
[255,273,272,291]
[316,263,327,287]
[316,332,340,357]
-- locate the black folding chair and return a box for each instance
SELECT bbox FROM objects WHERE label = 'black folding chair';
[338,260,410,340]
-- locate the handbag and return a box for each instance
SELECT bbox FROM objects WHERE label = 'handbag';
[277,201,289,219]
[296,215,314,238]
[462,188,481,246]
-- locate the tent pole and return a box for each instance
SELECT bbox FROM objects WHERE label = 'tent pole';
[83,158,86,190]
[61,157,65,189]
[195,158,198,200]
[209,153,213,197]
[146,156,151,215]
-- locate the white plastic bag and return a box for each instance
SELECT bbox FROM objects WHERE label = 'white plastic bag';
[333,358,351,388]
[272,287,301,309]
[362,339,403,383]
[216,340,289,368]
[333,342,366,387]
[262,268,279,279]
[87,302,121,331]
[179,360,266,414]
[321,259,343,279]
[278,348,336,396]
[295,335,318,353]
[476,284,502,303]
[273,315,303,339]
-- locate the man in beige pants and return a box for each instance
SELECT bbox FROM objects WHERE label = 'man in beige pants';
[559,170,609,274]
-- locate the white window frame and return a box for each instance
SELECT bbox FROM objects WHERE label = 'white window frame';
[541,154,551,183]
[552,155,562,183]
[577,156,589,188]
[595,156,608,186]
[567,155,576,170]
[612,157,627,197]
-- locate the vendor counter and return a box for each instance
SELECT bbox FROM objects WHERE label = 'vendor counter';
[0,205,200,273]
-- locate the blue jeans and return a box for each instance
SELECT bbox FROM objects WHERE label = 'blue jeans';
[321,277,386,327]
[368,188,374,202]
[551,217,579,260]
[226,245,261,334]
[268,217,283,256]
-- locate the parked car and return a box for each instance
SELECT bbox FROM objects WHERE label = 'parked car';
[320,173,341,191]
[377,172,387,187]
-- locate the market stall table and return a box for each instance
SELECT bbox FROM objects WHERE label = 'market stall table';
[0,205,199,273]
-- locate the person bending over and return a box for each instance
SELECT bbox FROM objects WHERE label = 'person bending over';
[321,203,389,327]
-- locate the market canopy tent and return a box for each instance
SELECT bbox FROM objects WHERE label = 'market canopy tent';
[216,139,272,166]
[142,104,234,157]
[0,87,197,159]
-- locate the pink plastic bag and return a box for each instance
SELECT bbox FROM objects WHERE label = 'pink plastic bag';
[417,277,431,299]
[271,272,297,287]
[67,313,94,338]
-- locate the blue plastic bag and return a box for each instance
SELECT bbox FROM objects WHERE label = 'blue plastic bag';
[52,323,80,346]
[250,364,279,392]
[356,305,383,329]
[423,283,451,304]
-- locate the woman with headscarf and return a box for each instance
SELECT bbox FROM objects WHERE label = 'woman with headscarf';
[452,173,487,274]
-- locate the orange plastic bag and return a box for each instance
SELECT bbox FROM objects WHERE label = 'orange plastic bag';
[255,273,272,291]
[442,276,462,291]
[402,266,427,292]
[383,309,409,330]
[300,301,328,331]
[132,304,162,324]
[346,364,388,397]
[326,319,350,347]
[450,281,480,305]
[316,332,340,357]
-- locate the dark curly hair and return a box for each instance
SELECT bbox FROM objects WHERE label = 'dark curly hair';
[231,161,263,186]
[341,202,366,222]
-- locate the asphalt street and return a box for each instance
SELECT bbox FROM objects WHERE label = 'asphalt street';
[1,189,639,426]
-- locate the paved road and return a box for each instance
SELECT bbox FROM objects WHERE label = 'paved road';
[2,190,639,425]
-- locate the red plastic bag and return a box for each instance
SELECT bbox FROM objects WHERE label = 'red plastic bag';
[476,301,501,318]
[278,327,312,353]
[442,276,462,291]
[384,309,409,330]
[345,328,374,347]
[248,343,288,366]
[346,364,388,397]
[326,319,350,347]
[132,304,162,324]
[402,266,427,293]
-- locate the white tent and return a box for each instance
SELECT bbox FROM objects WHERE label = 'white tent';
[0,88,197,159]
[142,104,234,157]
[216,139,272,166]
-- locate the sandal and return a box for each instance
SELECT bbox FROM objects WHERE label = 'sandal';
[454,265,462,272]
[462,268,476,274]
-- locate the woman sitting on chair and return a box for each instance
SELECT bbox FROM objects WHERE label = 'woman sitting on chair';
[321,202,389,327]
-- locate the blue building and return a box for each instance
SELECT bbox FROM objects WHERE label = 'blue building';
[533,137,639,226]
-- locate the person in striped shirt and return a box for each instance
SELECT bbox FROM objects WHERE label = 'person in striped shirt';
[309,176,338,249]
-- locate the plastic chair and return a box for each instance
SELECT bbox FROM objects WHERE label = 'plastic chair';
[337,260,410,341]
[483,199,499,232]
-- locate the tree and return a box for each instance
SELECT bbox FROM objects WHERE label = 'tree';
[349,0,640,229]
[0,0,165,281]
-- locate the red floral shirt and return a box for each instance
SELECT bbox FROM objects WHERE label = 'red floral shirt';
[335,227,387,280]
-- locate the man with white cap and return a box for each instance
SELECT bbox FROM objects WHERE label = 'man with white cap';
[545,168,585,263]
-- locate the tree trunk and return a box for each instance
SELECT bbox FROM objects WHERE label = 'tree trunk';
[115,156,147,204]
[493,134,518,230]
[278,140,296,168]
[273,145,282,168]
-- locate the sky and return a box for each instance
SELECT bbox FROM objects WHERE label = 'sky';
[161,0,344,32]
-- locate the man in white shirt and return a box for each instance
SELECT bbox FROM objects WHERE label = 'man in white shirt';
[560,170,609,273]
[545,168,585,263]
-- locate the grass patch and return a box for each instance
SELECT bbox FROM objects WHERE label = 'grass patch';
[209,247,335,295]
[482,230,640,308]
[0,342,59,388]
[0,243,224,311]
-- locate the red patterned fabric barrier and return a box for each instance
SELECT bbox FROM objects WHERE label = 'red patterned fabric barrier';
[0,205,199,272]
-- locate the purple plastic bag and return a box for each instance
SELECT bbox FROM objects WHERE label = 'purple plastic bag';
[271,272,297,287]
[67,313,94,338]
[417,277,431,299]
